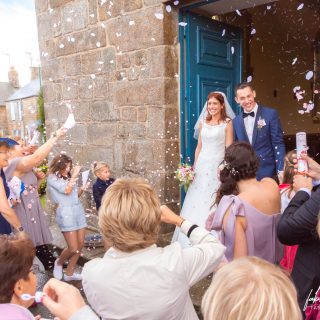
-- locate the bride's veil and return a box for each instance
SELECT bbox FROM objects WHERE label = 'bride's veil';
[193,91,235,139]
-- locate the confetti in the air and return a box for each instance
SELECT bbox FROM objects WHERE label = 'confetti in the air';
[174,0,179,5]
[155,12,164,20]
[179,22,188,27]
[267,5,271,10]
[59,43,65,48]
[96,42,101,47]
[222,29,226,36]
[305,71,313,80]
[231,46,235,54]
[236,10,242,16]
[297,3,304,10]
[251,28,256,35]
[166,5,172,13]
[129,20,135,26]
[247,75,253,83]
[292,58,298,65]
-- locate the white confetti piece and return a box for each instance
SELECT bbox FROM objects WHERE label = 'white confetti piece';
[267,5,271,9]
[89,13,95,18]
[59,43,65,48]
[116,32,122,37]
[293,86,301,93]
[297,3,304,10]
[67,87,71,91]
[305,71,313,80]
[101,22,106,28]
[151,37,155,41]
[155,12,164,20]
[174,0,179,5]
[236,10,241,16]
[222,29,226,36]
[247,75,253,83]
[49,78,53,82]
[292,57,298,65]
[96,42,101,47]
[129,20,135,26]
[90,74,96,79]
[298,110,304,114]
[107,11,111,16]
[179,22,187,27]
[98,60,104,64]
[90,32,96,37]
[166,5,172,12]
[251,28,256,35]
[88,84,93,89]
[231,46,235,54]
[66,17,72,22]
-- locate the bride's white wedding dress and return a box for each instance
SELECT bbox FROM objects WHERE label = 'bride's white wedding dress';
[172,121,227,247]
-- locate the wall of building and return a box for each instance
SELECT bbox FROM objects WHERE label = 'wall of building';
[0,106,8,136]
[6,96,38,138]
[35,0,180,211]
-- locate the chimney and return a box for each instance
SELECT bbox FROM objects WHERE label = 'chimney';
[30,66,40,81]
[8,66,20,88]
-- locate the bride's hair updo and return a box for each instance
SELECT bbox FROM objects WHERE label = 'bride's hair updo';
[215,142,259,205]
[206,92,228,122]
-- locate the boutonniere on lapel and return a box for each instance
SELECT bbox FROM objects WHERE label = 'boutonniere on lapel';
[257,117,266,130]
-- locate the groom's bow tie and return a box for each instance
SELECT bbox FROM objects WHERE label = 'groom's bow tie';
[243,111,255,118]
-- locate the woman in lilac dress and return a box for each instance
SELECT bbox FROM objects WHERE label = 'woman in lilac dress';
[207,142,283,263]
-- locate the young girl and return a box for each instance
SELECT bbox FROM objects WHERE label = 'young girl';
[47,154,87,281]
[279,150,298,273]
[92,162,115,210]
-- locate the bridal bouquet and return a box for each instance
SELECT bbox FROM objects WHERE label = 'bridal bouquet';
[175,163,195,192]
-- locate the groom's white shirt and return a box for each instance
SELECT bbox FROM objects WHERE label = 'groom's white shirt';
[243,103,258,144]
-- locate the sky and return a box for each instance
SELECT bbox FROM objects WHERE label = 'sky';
[0,0,40,86]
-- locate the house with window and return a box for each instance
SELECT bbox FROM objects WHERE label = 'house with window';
[6,68,40,140]
[0,67,20,137]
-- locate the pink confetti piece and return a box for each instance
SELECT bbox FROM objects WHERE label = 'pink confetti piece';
[166,5,172,13]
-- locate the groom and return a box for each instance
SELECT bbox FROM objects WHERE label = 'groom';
[233,82,286,180]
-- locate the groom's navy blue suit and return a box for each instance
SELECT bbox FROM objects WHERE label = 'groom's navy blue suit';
[233,105,286,180]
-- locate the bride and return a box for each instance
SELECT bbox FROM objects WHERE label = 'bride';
[172,92,235,246]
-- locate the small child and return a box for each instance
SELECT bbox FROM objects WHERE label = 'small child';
[92,162,115,210]
[279,150,298,273]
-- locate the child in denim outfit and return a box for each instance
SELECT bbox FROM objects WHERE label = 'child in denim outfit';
[47,154,87,282]
[92,162,115,210]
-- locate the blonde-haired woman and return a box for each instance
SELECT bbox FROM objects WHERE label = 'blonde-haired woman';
[202,256,302,320]
[82,177,225,320]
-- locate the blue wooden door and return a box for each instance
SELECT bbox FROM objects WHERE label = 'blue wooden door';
[180,11,243,163]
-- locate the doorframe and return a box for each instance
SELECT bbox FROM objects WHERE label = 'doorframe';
[179,1,221,162]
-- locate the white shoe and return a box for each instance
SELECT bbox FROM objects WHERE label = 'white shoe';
[53,259,63,280]
[64,272,83,281]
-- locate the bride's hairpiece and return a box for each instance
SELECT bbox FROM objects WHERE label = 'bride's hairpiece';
[219,160,239,176]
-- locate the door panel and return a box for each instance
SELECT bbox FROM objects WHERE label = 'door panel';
[181,11,243,163]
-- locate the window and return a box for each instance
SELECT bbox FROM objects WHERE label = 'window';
[18,101,23,120]
[10,102,16,121]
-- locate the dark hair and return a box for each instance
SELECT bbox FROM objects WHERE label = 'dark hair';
[49,154,72,179]
[215,142,259,205]
[0,141,9,149]
[282,150,295,197]
[206,92,228,122]
[235,82,255,95]
[0,235,35,303]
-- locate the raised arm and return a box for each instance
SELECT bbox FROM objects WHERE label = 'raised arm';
[15,128,66,175]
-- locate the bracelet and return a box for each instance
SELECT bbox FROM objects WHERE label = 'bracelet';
[187,224,199,238]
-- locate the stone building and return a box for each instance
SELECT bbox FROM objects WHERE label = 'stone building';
[0,67,20,136]
[6,68,41,140]
[35,0,320,211]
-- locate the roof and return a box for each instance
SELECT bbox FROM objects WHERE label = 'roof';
[7,78,40,102]
[0,82,16,106]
